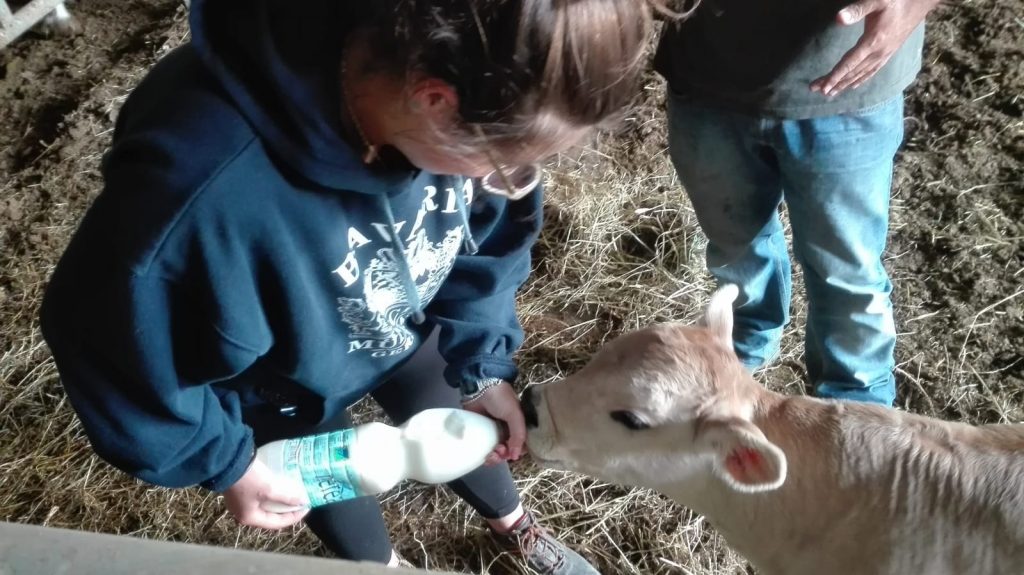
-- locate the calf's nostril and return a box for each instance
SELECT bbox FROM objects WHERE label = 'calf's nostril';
[521,386,539,429]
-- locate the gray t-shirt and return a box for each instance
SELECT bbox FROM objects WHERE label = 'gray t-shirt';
[654,0,923,119]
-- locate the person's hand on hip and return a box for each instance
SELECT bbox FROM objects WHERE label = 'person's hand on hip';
[812,0,942,96]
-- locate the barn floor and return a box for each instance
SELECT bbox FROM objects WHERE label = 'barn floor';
[1,1,1021,573]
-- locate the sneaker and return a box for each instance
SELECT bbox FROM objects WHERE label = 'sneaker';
[491,509,600,575]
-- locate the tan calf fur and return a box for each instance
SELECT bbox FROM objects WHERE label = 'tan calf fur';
[524,285,1024,575]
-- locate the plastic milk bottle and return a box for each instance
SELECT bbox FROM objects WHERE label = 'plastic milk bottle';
[257,408,500,512]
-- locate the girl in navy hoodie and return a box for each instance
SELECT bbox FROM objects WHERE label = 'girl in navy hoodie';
[41,1,663,571]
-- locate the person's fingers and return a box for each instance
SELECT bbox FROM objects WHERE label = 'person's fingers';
[234,504,302,529]
[260,498,309,514]
[497,421,511,444]
[847,58,889,92]
[256,478,312,514]
[268,487,307,507]
[812,40,873,95]
[838,65,880,94]
[246,507,308,530]
[849,75,873,92]
[837,0,888,25]
[273,508,310,526]
[503,407,527,460]
[831,56,886,95]
[825,62,871,96]
[486,442,512,465]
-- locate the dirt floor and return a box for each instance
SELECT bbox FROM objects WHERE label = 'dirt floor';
[1,1,1021,574]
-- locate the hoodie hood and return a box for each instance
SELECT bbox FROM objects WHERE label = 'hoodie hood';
[189,0,410,194]
[189,0,481,321]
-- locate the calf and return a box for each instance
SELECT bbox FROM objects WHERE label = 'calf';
[523,285,1024,575]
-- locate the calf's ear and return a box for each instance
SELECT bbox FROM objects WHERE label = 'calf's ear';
[703,284,739,346]
[696,416,786,493]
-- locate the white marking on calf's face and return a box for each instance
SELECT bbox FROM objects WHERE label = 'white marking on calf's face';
[526,324,739,487]
[526,285,786,493]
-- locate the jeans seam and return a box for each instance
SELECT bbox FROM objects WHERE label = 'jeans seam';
[837,95,903,119]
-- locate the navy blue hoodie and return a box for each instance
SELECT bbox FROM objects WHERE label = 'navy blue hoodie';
[40,0,542,492]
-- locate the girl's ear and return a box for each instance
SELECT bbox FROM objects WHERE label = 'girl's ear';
[407,77,459,121]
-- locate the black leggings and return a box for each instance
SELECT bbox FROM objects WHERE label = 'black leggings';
[243,332,521,563]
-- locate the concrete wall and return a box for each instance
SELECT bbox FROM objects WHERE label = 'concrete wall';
[0,521,456,575]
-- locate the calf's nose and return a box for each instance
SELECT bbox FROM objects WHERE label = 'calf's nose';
[520,386,539,429]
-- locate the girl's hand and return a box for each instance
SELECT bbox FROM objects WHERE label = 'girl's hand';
[223,458,310,529]
[462,380,526,464]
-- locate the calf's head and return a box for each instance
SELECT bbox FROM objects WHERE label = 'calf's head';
[523,285,787,495]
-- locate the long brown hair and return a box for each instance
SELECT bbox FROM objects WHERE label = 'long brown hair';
[355,0,685,159]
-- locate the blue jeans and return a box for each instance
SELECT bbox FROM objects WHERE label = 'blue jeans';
[667,93,905,406]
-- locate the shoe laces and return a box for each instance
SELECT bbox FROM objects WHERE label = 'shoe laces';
[506,512,564,571]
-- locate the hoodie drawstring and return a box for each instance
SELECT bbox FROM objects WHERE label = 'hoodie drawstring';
[453,180,479,256]
[377,179,479,325]
[378,196,426,325]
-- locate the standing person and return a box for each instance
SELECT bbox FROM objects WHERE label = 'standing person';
[657,0,942,406]
[40,1,664,572]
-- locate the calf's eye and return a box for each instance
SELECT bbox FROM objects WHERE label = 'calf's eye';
[610,410,650,431]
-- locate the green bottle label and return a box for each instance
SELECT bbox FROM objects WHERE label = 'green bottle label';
[282,429,363,507]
